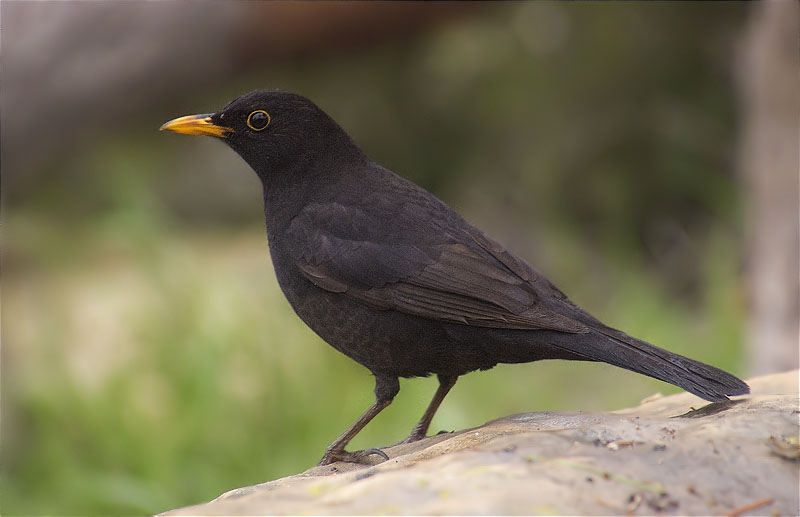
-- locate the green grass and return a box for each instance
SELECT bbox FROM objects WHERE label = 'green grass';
[2,210,746,516]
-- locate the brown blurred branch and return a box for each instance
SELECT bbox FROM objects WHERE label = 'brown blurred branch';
[2,2,474,195]
[737,0,800,374]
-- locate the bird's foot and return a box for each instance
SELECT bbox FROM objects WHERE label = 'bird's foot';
[395,428,452,446]
[392,429,433,446]
[398,431,427,445]
[318,447,389,466]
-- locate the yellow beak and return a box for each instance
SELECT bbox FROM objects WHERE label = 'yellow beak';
[159,114,233,138]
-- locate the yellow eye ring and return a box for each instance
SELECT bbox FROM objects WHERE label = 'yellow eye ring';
[246,110,271,131]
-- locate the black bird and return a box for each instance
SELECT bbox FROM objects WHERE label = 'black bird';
[160,90,749,466]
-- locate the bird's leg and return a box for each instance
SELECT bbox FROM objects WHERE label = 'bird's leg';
[400,374,458,444]
[318,375,399,466]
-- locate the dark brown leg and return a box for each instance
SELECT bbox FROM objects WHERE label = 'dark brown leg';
[401,374,458,444]
[318,375,399,466]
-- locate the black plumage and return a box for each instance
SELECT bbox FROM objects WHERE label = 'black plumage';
[160,90,749,465]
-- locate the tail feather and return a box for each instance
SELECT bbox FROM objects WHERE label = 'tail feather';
[549,327,750,402]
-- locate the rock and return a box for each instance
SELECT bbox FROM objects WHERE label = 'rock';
[162,370,799,516]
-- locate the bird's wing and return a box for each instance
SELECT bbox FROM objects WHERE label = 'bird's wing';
[287,202,588,333]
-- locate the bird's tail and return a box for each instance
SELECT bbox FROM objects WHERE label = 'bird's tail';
[547,326,750,402]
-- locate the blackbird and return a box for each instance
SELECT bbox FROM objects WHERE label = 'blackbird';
[161,90,749,466]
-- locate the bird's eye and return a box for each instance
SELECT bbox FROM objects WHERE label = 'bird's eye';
[246,110,271,131]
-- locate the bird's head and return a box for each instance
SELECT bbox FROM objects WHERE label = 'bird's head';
[160,90,360,178]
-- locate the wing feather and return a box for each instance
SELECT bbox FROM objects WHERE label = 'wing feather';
[287,202,589,333]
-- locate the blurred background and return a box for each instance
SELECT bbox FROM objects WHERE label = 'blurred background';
[2,2,798,515]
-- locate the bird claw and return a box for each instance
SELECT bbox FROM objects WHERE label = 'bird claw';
[396,432,426,445]
[318,447,389,466]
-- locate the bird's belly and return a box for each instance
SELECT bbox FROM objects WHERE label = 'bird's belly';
[273,264,496,377]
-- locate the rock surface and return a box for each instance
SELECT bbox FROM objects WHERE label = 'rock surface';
[163,370,799,516]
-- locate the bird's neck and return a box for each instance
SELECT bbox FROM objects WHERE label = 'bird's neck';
[259,140,369,235]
